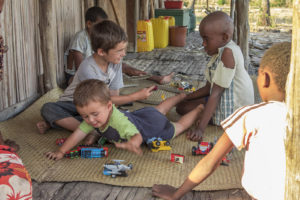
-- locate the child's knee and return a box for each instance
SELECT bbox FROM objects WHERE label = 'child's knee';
[176,102,189,115]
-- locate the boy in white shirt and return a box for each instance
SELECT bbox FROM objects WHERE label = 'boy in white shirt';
[152,42,291,200]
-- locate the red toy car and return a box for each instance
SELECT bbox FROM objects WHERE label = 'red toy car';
[170,153,185,164]
[192,141,214,155]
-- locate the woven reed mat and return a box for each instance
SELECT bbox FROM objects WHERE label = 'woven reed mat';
[0,86,246,191]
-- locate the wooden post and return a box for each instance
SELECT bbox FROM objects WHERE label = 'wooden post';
[84,0,95,13]
[140,0,149,20]
[126,0,138,52]
[285,1,300,199]
[234,0,249,70]
[149,0,155,19]
[39,0,57,91]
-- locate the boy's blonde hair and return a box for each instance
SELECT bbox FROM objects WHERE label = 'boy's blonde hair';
[260,42,291,93]
[74,79,111,107]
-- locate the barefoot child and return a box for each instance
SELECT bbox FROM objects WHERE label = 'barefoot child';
[152,42,291,200]
[176,11,254,141]
[37,21,156,141]
[65,6,173,85]
[46,79,204,160]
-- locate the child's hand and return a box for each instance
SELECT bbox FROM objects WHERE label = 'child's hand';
[135,86,156,100]
[45,151,65,161]
[187,127,203,142]
[115,141,143,155]
[114,134,143,155]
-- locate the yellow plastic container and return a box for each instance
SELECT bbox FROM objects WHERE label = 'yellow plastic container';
[151,17,169,48]
[159,16,175,26]
[137,20,154,52]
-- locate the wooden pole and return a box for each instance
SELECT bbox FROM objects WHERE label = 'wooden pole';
[39,0,57,91]
[139,0,149,20]
[234,0,249,70]
[285,0,300,199]
[149,0,155,19]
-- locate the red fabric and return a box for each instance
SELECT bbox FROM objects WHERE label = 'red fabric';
[0,145,32,200]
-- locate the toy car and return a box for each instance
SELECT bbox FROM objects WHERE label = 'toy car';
[147,137,172,152]
[103,160,133,178]
[192,141,214,155]
[63,145,108,159]
[170,153,185,164]
[80,147,108,158]
[171,81,195,92]
[56,138,66,146]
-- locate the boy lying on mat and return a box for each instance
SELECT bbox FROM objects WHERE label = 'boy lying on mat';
[46,79,203,160]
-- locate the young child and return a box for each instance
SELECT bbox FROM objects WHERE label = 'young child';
[65,6,173,85]
[176,11,254,141]
[152,42,291,200]
[37,21,155,142]
[46,79,204,160]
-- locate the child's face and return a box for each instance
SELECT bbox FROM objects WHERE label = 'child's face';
[102,41,127,64]
[87,17,104,32]
[77,100,112,129]
[199,23,225,56]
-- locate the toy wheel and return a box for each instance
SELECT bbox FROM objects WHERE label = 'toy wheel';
[128,163,133,169]
[165,141,170,146]
[112,174,116,178]
[192,146,197,155]
[156,141,160,146]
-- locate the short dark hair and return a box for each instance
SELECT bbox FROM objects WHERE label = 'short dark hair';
[74,79,111,107]
[260,42,291,93]
[90,20,127,53]
[85,6,108,22]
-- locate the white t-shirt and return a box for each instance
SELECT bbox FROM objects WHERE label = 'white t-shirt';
[221,101,287,200]
[64,29,93,75]
[59,56,124,102]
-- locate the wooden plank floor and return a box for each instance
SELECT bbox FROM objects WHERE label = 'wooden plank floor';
[32,181,252,200]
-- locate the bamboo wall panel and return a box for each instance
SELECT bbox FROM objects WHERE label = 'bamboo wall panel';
[0,0,39,110]
[0,0,84,118]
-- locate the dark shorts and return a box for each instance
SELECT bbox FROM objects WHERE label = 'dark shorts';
[122,107,175,142]
[41,101,82,129]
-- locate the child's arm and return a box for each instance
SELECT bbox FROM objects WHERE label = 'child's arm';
[70,50,84,70]
[110,86,157,106]
[187,84,225,141]
[114,133,143,155]
[185,82,211,101]
[152,133,234,200]
[46,128,87,161]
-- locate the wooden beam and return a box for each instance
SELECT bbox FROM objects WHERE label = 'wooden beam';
[39,0,58,91]
[139,0,149,20]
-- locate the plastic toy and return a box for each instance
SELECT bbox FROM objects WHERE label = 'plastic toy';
[192,141,214,155]
[147,137,172,152]
[170,153,185,164]
[63,145,108,159]
[103,160,133,178]
[171,81,195,92]
[56,138,66,146]
[80,147,108,158]
[161,94,165,100]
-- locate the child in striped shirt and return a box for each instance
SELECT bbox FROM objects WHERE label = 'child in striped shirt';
[152,42,291,200]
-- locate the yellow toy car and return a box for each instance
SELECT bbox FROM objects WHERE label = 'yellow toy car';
[147,137,172,152]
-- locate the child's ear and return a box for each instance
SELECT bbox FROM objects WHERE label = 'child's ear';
[96,48,105,56]
[222,32,229,42]
[86,20,93,29]
[263,71,271,88]
[107,101,113,110]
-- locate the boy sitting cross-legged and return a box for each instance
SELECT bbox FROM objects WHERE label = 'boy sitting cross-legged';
[152,42,291,200]
[37,20,156,144]
[46,79,204,160]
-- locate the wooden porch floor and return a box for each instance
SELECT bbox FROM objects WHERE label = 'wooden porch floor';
[33,181,252,200]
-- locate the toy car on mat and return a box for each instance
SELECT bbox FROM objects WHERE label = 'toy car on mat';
[64,145,108,159]
[192,141,214,155]
[147,137,172,152]
[103,160,133,178]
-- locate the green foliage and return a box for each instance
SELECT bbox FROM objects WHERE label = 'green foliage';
[217,0,226,5]
[270,0,287,7]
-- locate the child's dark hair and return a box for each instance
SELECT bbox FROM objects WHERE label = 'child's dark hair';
[74,79,111,107]
[85,6,108,22]
[90,20,127,53]
[260,42,291,93]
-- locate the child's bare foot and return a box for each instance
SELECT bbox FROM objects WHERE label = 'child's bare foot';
[158,72,175,85]
[83,131,100,145]
[36,121,51,134]
[149,72,175,85]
